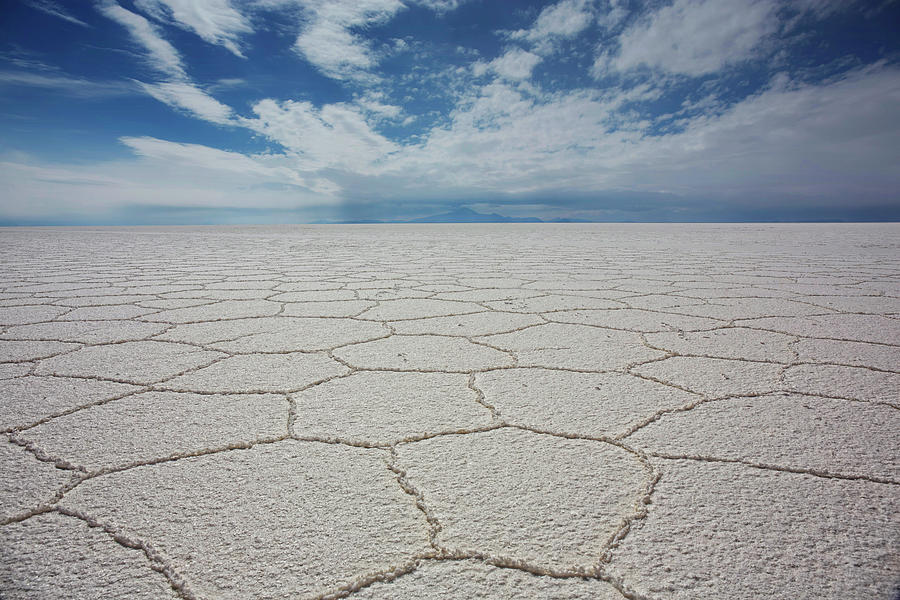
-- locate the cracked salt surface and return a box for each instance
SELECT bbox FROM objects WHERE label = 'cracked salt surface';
[0,512,178,599]
[0,224,898,599]
[17,391,289,472]
[292,371,493,446]
[607,459,900,600]
[351,559,624,599]
[395,427,649,571]
[60,441,431,599]
[0,376,139,432]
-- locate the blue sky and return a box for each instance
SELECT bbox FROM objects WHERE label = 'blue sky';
[1,0,899,224]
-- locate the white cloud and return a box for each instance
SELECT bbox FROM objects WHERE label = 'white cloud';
[355,93,403,119]
[117,59,900,211]
[290,0,405,81]
[387,83,632,192]
[369,64,900,206]
[24,0,90,27]
[208,77,247,92]
[596,0,628,30]
[246,98,398,172]
[0,141,339,222]
[0,160,126,188]
[610,0,778,76]
[476,48,542,81]
[0,71,135,98]
[134,0,252,58]
[139,81,234,124]
[410,0,470,12]
[4,65,898,221]
[242,99,398,174]
[97,1,187,79]
[530,0,593,37]
[296,22,373,74]
[99,2,241,126]
[623,65,900,199]
[789,0,860,18]
[7,1,898,222]
[120,136,306,185]
[510,0,593,53]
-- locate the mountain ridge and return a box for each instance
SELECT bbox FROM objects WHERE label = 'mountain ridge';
[315,207,590,224]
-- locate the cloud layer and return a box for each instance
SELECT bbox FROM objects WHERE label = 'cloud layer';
[135,0,252,57]
[2,0,898,223]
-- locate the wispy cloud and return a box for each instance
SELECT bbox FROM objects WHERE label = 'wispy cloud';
[409,0,470,13]
[274,0,476,78]
[285,0,406,82]
[97,1,234,125]
[0,71,136,98]
[139,81,234,124]
[0,141,340,223]
[133,0,252,58]
[233,61,900,214]
[354,92,403,120]
[411,64,900,206]
[2,0,898,223]
[120,136,308,186]
[605,0,778,76]
[97,0,186,79]
[509,0,594,54]
[23,0,90,27]
[474,48,542,81]
[789,0,862,18]
[0,160,124,187]
[245,98,398,172]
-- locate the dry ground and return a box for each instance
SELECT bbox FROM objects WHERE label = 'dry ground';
[1,224,898,599]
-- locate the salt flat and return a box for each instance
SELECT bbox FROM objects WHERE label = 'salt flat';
[0,224,898,600]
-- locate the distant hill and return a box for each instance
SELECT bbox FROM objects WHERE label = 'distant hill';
[407,207,542,223]
[318,207,590,224]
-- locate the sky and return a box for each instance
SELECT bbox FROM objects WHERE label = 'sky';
[1,0,899,224]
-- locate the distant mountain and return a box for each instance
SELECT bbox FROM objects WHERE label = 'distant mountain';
[318,207,591,224]
[407,207,542,223]
[309,219,384,225]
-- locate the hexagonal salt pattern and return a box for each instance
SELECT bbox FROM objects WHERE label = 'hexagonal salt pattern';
[333,334,514,372]
[741,313,900,345]
[34,341,224,385]
[389,311,543,336]
[1,320,169,344]
[794,337,900,371]
[0,224,898,598]
[16,391,289,472]
[607,459,900,599]
[624,393,900,481]
[631,356,784,397]
[643,327,796,362]
[0,376,139,432]
[782,364,899,404]
[352,559,625,599]
[292,371,494,445]
[0,512,179,599]
[154,316,388,353]
[59,441,431,599]
[161,352,349,393]
[543,308,722,333]
[475,368,699,438]
[0,441,75,523]
[0,340,79,363]
[395,428,650,572]
[479,323,664,370]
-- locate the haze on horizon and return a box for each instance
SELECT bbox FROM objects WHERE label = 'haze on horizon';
[1,0,899,225]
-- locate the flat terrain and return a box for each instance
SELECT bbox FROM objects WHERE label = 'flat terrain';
[0,224,898,600]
